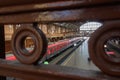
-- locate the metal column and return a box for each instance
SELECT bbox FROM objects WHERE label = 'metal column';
[0,25,6,80]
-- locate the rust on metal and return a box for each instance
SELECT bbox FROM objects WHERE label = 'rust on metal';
[0,0,119,24]
[11,24,48,64]
[88,21,120,76]
[0,0,120,78]
[0,25,6,80]
[0,0,119,14]
[0,0,119,7]
[0,59,120,80]
[0,5,119,24]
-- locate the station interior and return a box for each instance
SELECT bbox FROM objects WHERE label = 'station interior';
[0,1,119,80]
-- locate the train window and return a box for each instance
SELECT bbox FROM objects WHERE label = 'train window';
[50,47,54,54]
[104,37,120,62]
[47,49,51,55]
[49,48,52,54]
[52,46,56,52]
[55,46,58,52]
[57,45,61,50]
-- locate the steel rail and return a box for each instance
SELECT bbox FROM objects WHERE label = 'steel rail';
[0,0,119,79]
[0,5,119,24]
[0,0,67,7]
[0,59,119,80]
[0,0,119,14]
[49,40,84,64]
[0,0,119,7]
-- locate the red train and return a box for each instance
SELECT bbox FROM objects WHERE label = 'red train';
[6,37,81,61]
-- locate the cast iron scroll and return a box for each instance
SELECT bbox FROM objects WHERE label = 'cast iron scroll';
[11,23,48,64]
[88,21,120,76]
[0,0,119,78]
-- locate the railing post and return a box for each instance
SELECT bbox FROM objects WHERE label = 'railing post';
[0,25,6,80]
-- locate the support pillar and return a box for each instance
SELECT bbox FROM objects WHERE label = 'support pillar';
[0,25,6,80]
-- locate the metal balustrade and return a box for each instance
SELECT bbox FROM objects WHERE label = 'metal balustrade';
[0,0,120,80]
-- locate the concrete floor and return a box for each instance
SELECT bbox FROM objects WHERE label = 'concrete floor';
[6,37,99,80]
[61,37,99,71]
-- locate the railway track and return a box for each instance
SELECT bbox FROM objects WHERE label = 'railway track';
[48,40,84,64]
